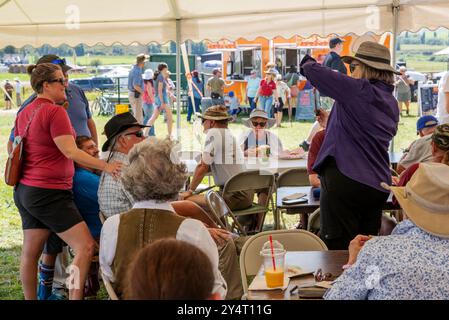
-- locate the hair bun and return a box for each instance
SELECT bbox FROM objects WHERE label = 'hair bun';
[27,64,37,75]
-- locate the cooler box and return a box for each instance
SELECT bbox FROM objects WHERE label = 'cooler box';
[115,104,129,115]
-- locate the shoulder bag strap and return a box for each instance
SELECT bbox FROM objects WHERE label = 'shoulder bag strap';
[19,104,44,140]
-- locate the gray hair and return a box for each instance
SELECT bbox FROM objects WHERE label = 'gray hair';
[121,138,188,201]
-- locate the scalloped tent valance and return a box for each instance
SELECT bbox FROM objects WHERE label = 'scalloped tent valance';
[0,0,448,48]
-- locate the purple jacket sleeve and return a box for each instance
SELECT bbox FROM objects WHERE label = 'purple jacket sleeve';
[301,58,365,103]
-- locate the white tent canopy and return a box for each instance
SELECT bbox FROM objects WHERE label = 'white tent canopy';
[0,0,449,48]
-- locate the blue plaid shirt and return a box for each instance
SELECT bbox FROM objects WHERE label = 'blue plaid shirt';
[325,219,449,300]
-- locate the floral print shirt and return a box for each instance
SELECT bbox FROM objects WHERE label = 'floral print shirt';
[325,219,449,300]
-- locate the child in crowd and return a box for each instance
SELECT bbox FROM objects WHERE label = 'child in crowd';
[226,91,241,122]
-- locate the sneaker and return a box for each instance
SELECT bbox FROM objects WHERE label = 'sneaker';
[47,288,68,300]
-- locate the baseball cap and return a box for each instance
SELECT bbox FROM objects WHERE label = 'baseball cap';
[329,37,345,48]
[416,115,438,134]
[36,54,72,73]
[136,53,150,64]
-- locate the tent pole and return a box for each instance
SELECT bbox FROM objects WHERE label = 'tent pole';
[176,19,181,140]
[390,0,400,153]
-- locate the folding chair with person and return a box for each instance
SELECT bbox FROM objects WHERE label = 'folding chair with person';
[221,170,276,234]
[205,190,247,236]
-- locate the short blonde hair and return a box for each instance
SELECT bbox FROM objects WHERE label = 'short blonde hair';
[359,62,394,85]
[121,138,188,201]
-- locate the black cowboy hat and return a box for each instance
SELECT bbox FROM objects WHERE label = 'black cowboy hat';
[102,112,150,151]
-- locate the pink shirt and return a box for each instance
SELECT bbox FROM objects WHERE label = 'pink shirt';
[15,98,76,190]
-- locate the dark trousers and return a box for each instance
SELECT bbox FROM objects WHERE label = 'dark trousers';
[187,97,201,121]
[248,97,257,111]
[319,158,389,250]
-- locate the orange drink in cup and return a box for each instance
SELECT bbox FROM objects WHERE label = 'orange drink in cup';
[264,267,284,288]
[260,237,286,288]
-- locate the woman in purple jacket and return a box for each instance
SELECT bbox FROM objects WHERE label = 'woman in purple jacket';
[300,41,400,249]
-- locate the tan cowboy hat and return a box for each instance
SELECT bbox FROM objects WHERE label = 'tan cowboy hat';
[381,162,449,238]
[341,41,400,75]
[242,109,276,129]
[264,67,279,75]
[195,105,232,121]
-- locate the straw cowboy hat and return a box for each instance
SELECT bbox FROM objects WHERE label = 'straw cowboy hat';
[264,67,278,75]
[242,109,276,129]
[381,162,449,238]
[196,105,232,121]
[341,41,400,75]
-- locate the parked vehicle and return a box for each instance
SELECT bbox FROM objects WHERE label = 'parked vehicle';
[70,77,115,91]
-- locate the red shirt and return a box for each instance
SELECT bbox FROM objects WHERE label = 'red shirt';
[392,162,420,207]
[259,79,276,96]
[307,130,326,175]
[15,98,76,190]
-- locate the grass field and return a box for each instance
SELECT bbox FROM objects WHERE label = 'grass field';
[64,55,136,66]
[0,102,420,299]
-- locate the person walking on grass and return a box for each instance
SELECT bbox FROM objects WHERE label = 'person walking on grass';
[146,63,174,138]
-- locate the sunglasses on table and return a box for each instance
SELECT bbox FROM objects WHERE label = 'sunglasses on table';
[252,121,267,128]
[314,268,336,282]
[123,130,144,138]
[47,78,68,85]
[349,63,360,73]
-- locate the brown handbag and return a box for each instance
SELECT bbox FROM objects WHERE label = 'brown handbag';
[4,105,42,187]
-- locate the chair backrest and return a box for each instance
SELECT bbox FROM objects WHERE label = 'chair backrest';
[205,190,247,235]
[223,170,275,195]
[307,208,320,235]
[277,168,310,187]
[239,229,327,294]
[205,190,229,229]
[100,270,119,300]
[177,150,201,162]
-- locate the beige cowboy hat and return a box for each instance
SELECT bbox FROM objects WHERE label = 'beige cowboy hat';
[264,67,279,75]
[242,109,276,129]
[195,105,232,121]
[341,41,400,75]
[381,162,449,238]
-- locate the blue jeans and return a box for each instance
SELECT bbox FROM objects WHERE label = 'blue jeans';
[187,97,201,121]
[259,95,273,117]
[143,102,155,136]
[248,96,257,111]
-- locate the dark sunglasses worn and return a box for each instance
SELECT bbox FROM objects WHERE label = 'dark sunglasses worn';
[47,78,67,86]
[124,130,144,138]
[349,63,360,73]
[252,121,267,128]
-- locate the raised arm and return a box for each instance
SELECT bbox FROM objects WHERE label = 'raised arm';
[300,55,364,102]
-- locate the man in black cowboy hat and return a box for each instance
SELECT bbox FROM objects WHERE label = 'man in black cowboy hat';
[98,112,149,217]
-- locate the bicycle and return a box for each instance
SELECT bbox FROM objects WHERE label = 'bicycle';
[91,89,114,116]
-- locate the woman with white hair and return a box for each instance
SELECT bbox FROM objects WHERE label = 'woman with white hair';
[100,138,227,298]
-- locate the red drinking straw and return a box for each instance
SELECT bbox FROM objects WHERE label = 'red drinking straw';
[269,235,276,271]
